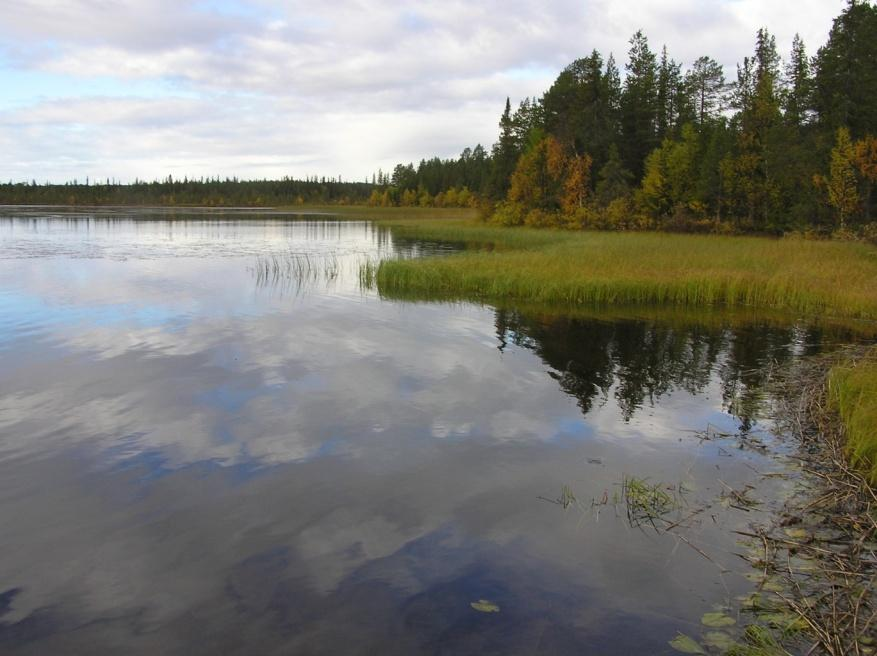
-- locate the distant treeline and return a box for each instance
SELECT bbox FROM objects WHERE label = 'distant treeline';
[0,167,483,209]
[0,176,377,208]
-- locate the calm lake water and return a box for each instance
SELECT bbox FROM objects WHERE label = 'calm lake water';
[0,209,862,654]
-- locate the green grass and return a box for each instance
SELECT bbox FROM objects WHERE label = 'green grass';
[348,214,877,320]
[829,348,877,484]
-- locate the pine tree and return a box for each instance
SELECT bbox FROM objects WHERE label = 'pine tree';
[686,56,726,127]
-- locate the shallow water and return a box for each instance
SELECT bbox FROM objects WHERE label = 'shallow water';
[0,210,858,654]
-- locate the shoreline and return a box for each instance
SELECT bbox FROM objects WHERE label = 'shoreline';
[732,348,877,655]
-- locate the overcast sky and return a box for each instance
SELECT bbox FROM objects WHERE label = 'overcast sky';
[0,0,847,184]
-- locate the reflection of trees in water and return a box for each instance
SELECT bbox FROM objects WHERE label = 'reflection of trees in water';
[494,309,849,429]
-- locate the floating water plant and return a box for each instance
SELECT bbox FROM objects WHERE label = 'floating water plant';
[620,475,680,528]
[668,632,706,654]
[470,599,500,613]
[701,611,736,628]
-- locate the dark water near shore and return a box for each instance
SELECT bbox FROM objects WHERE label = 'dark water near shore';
[0,210,862,655]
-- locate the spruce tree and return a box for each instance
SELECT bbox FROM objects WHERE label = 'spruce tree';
[620,30,659,178]
[814,0,877,136]
[489,98,519,199]
[784,34,812,127]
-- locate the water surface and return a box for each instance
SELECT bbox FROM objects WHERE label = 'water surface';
[0,210,858,654]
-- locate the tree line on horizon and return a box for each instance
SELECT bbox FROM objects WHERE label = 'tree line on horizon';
[0,175,379,208]
[2,1,876,236]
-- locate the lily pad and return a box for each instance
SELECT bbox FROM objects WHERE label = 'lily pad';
[470,599,500,613]
[783,527,809,540]
[668,632,706,654]
[760,578,785,593]
[701,611,736,628]
[737,593,760,611]
[703,631,736,651]
[757,610,807,631]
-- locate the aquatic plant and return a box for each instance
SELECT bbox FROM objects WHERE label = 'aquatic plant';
[724,625,792,656]
[620,475,680,528]
[538,484,578,510]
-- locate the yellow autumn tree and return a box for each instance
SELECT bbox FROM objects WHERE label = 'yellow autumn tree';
[500,135,597,226]
[508,135,567,211]
[827,128,860,229]
[561,154,593,214]
[854,135,877,222]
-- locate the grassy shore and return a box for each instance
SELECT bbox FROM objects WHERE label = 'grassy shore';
[829,348,877,484]
[330,209,877,321]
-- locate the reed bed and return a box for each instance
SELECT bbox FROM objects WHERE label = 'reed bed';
[364,227,877,320]
[251,251,342,296]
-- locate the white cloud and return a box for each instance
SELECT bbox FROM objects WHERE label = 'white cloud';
[0,0,849,182]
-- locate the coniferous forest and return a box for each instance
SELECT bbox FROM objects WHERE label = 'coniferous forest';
[466,0,877,236]
[3,1,877,238]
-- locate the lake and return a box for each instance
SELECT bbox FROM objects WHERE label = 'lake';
[0,209,860,655]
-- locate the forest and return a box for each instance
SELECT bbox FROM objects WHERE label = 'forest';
[374,0,877,236]
[2,1,876,238]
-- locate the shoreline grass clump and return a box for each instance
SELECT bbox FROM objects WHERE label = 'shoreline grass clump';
[828,347,877,484]
[367,227,877,320]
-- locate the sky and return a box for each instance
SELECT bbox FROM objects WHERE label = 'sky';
[0,0,848,184]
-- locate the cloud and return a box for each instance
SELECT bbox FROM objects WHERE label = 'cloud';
[0,0,849,181]
[0,95,504,181]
